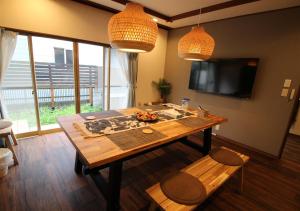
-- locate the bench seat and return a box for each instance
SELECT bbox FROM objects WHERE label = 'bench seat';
[146,147,250,211]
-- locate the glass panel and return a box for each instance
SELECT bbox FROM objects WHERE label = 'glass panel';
[0,35,38,133]
[78,43,104,113]
[109,49,129,109]
[32,37,75,130]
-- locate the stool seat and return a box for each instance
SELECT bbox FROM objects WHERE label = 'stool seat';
[160,172,207,205]
[0,120,12,130]
[209,147,244,166]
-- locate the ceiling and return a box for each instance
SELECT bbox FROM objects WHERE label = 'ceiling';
[88,0,300,28]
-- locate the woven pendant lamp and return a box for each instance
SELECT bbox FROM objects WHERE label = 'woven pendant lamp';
[108,3,158,53]
[178,26,215,61]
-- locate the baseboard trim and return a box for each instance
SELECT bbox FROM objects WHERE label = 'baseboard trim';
[213,134,279,159]
[288,133,300,139]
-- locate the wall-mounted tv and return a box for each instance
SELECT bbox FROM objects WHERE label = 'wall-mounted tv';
[189,58,259,98]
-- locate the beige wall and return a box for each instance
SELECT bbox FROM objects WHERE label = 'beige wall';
[137,29,168,105]
[164,8,300,156]
[0,0,112,43]
[0,0,168,104]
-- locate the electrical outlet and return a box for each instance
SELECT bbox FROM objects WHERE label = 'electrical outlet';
[283,79,292,88]
[281,88,289,97]
[215,124,220,131]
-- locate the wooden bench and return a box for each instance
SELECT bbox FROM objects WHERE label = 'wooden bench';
[146,147,250,211]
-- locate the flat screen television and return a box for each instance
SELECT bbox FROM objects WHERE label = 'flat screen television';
[189,58,259,98]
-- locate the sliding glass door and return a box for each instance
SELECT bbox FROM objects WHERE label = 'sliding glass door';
[0,33,130,136]
[0,35,38,134]
[78,43,104,113]
[32,37,75,130]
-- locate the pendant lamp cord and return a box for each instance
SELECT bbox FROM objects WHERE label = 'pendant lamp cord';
[197,8,202,27]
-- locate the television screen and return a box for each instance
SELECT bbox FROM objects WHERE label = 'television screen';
[189,58,259,98]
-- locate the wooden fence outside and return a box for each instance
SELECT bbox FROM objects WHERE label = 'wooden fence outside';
[1,61,103,107]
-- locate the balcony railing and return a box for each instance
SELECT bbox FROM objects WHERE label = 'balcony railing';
[1,61,128,108]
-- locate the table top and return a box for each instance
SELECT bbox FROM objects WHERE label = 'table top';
[57,106,227,168]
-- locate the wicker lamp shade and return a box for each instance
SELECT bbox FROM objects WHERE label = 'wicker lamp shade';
[108,3,158,53]
[178,26,215,61]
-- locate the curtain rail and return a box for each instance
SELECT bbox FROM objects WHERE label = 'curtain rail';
[0,26,111,48]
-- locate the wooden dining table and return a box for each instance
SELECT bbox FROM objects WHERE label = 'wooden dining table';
[57,105,226,211]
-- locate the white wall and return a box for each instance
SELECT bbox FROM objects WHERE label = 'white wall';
[0,0,168,104]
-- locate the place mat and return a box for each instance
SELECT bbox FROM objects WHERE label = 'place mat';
[79,110,123,120]
[108,127,166,150]
[139,104,169,112]
[209,148,244,166]
[177,117,212,128]
[160,172,207,205]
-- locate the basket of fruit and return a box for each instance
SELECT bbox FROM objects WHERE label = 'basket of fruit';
[136,111,159,122]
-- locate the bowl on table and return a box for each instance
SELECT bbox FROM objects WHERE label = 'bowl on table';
[135,112,159,122]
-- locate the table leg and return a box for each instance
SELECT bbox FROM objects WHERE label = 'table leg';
[74,151,83,174]
[203,127,212,155]
[239,166,244,193]
[107,161,123,211]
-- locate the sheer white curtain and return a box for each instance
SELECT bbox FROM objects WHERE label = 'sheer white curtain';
[117,51,138,107]
[0,29,18,118]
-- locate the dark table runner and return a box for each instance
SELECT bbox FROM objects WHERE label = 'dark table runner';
[79,110,123,120]
[108,127,166,150]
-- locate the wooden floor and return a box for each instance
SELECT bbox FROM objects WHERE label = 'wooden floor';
[282,134,300,164]
[0,132,300,211]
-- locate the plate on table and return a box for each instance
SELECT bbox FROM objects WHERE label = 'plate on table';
[142,129,154,134]
[86,116,96,120]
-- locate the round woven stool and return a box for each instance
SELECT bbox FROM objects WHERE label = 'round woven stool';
[0,120,18,165]
[0,148,13,177]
